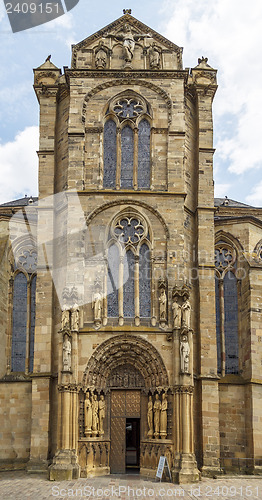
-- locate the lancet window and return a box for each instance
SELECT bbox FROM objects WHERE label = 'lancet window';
[215,241,239,376]
[10,245,37,373]
[106,212,151,324]
[103,94,151,190]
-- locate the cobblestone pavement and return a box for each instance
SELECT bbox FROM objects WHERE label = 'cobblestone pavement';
[0,471,262,500]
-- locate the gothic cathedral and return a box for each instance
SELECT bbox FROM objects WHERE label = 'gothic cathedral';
[0,11,262,483]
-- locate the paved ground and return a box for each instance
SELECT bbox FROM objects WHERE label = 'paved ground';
[0,471,262,500]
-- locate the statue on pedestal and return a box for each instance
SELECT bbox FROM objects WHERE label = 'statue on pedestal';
[71,303,79,332]
[98,395,106,436]
[147,395,153,438]
[149,42,161,68]
[159,288,167,322]
[172,295,182,329]
[85,392,92,437]
[160,393,167,439]
[61,305,70,331]
[92,394,99,436]
[180,335,190,374]
[92,284,102,325]
[62,334,71,371]
[153,394,161,439]
[181,293,191,329]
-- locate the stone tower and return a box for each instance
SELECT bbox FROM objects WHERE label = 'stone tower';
[1,10,262,484]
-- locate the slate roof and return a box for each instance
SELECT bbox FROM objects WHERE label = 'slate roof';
[0,196,38,207]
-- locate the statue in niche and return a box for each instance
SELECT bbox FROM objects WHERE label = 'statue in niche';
[160,393,168,439]
[95,41,108,69]
[172,295,182,329]
[92,285,102,323]
[71,303,79,331]
[159,288,167,322]
[147,395,153,438]
[62,334,71,371]
[85,392,92,437]
[92,394,99,436]
[149,42,161,68]
[98,395,106,436]
[180,334,190,374]
[61,304,70,331]
[181,294,191,329]
[153,394,161,439]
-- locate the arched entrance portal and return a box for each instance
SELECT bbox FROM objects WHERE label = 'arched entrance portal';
[80,335,170,477]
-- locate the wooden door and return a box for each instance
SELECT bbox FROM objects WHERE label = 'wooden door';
[110,390,140,473]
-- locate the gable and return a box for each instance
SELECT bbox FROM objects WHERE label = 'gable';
[71,13,183,71]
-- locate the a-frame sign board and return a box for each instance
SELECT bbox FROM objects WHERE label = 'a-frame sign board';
[155,456,172,482]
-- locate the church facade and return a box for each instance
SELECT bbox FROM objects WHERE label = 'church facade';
[0,11,262,483]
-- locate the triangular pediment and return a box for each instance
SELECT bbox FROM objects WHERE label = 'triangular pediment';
[71,13,183,71]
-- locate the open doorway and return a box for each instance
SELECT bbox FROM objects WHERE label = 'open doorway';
[126,418,140,472]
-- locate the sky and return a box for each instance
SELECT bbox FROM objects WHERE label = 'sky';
[0,0,261,206]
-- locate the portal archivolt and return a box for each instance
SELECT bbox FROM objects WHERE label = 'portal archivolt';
[82,334,169,390]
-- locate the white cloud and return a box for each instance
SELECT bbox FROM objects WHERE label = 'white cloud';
[214,183,231,198]
[246,181,262,207]
[0,126,38,204]
[162,0,262,177]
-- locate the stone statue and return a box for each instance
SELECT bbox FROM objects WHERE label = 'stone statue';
[62,334,71,371]
[160,393,168,439]
[153,394,161,439]
[71,303,79,331]
[85,392,92,437]
[149,42,161,68]
[109,24,151,64]
[98,395,106,436]
[92,288,102,322]
[61,305,70,331]
[172,296,182,329]
[181,295,191,329]
[95,42,108,69]
[159,288,167,322]
[92,394,99,436]
[180,335,190,373]
[147,395,153,438]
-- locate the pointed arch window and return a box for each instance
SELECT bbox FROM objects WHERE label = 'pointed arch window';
[11,246,37,373]
[103,94,151,190]
[106,212,151,325]
[215,241,239,376]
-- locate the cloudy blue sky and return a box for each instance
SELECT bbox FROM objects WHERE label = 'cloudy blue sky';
[0,0,261,205]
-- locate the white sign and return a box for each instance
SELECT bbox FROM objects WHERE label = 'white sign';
[156,456,172,482]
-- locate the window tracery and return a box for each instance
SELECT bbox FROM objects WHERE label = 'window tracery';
[103,93,151,190]
[215,240,239,376]
[10,242,37,373]
[106,211,151,324]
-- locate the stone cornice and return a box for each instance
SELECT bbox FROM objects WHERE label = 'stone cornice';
[215,215,262,229]
[65,69,188,80]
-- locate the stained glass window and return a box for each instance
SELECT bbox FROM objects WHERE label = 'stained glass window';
[103,119,117,188]
[224,271,239,374]
[11,273,28,372]
[123,250,135,317]
[121,126,134,188]
[138,119,150,189]
[139,244,151,318]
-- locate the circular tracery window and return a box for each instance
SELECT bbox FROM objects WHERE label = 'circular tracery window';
[215,243,236,275]
[109,95,148,122]
[110,213,149,247]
